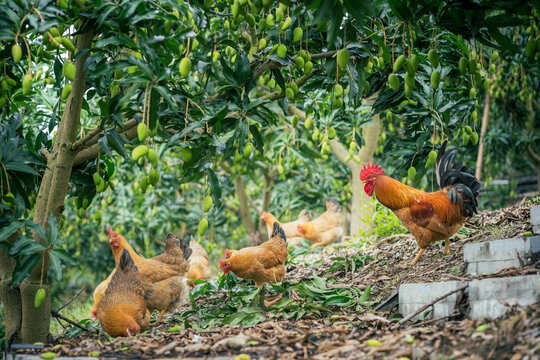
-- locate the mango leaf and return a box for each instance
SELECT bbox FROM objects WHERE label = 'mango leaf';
[47,213,58,245]
[26,221,47,243]
[0,221,24,241]
[148,88,160,130]
[18,242,46,256]
[207,168,222,209]
[387,0,412,21]
[48,251,62,282]
[235,51,251,84]
[12,253,41,287]
[5,162,39,176]
[322,295,352,306]
[106,130,127,158]
[8,235,34,256]
[222,311,249,326]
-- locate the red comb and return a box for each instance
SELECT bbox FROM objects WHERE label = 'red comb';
[359,162,385,181]
[108,225,113,238]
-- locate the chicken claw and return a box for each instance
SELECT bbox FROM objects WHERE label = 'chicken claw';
[443,238,450,254]
[408,248,426,266]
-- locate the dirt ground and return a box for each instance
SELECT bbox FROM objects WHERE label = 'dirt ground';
[10,200,540,359]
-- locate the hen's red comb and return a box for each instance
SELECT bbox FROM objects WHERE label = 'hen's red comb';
[359,162,385,181]
[108,225,113,238]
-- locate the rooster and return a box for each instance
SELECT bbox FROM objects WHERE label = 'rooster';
[297,199,343,249]
[108,227,191,322]
[96,249,150,337]
[360,141,480,265]
[219,222,288,308]
[260,209,311,246]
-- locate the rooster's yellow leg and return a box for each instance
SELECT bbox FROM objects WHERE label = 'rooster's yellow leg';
[408,248,426,266]
[310,243,322,250]
[443,238,450,254]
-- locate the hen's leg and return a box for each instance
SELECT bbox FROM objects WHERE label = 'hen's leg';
[408,248,426,266]
[156,310,166,323]
[310,243,322,250]
[443,238,450,254]
[259,286,266,311]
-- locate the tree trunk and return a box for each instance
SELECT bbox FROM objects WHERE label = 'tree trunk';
[524,97,540,193]
[289,96,381,240]
[234,175,256,234]
[475,91,490,181]
[257,170,274,242]
[18,27,94,344]
[0,233,23,347]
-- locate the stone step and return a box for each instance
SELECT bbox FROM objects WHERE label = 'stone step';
[398,281,464,321]
[532,205,540,235]
[463,236,540,275]
[469,274,540,319]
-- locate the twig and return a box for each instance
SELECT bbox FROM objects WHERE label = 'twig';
[458,231,487,244]
[155,340,179,355]
[378,233,410,244]
[55,316,67,330]
[57,286,86,312]
[396,283,468,326]
[442,273,470,282]
[51,309,94,333]
[412,312,460,327]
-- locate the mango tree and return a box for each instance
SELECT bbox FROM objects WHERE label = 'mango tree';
[0,0,534,344]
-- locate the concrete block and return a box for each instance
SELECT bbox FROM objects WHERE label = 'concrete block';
[532,206,540,235]
[469,274,540,319]
[399,281,464,321]
[464,237,540,275]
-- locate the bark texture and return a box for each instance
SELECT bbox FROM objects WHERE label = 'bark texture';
[19,27,94,343]
[475,92,491,181]
[0,234,22,347]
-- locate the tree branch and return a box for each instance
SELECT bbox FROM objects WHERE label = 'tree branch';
[72,121,138,166]
[527,146,540,164]
[72,126,102,151]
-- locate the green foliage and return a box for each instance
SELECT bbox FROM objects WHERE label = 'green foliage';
[0,0,537,345]
[182,271,375,329]
[357,199,407,241]
[326,253,373,276]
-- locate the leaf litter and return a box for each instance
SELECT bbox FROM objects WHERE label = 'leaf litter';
[12,199,539,359]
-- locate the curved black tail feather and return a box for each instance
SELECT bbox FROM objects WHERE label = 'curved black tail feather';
[436,141,481,217]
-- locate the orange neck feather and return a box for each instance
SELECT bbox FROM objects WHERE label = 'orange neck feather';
[263,213,278,227]
[373,175,426,210]
[113,235,142,266]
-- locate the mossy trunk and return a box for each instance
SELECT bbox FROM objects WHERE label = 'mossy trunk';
[17,27,94,343]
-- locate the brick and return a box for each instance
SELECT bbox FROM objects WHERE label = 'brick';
[532,206,540,235]
[469,274,540,319]
[463,237,540,275]
[399,281,464,321]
